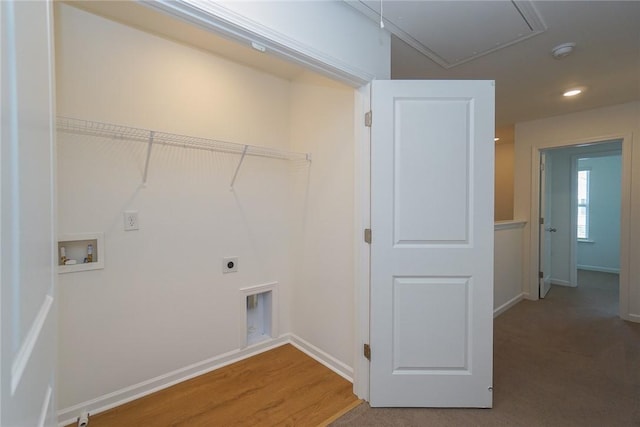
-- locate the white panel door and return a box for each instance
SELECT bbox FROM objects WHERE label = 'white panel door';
[539,153,552,298]
[1,1,57,426]
[370,80,494,407]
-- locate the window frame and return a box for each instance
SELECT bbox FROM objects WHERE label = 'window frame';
[577,168,591,240]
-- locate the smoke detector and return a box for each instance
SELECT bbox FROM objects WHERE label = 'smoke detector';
[551,43,576,59]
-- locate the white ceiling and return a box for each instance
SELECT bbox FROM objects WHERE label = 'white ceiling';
[347,1,640,140]
[63,1,639,144]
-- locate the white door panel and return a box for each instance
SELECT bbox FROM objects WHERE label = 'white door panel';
[394,99,470,243]
[370,80,494,407]
[1,1,57,426]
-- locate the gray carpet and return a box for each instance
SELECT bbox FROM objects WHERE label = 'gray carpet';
[332,270,640,426]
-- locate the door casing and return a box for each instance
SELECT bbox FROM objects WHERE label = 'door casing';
[529,135,632,321]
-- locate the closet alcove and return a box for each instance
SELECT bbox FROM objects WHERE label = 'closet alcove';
[56,2,358,418]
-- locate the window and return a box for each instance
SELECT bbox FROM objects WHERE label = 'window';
[577,169,590,239]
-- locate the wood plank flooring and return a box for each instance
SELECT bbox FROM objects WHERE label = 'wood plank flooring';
[68,344,360,427]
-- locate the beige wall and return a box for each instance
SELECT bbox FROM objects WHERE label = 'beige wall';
[495,142,514,221]
[289,72,356,369]
[514,101,640,321]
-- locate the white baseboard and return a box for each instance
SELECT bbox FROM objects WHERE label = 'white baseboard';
[57,333,353,426]
[577,265,620,274]
[288,334,354,382]
[493,293,524,318]
[57,336,289,426]
[550,278,576,287]
[624,313,640,323]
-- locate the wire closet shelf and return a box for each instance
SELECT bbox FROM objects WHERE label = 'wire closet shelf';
[56,116,311,188]
[56,117,310,161]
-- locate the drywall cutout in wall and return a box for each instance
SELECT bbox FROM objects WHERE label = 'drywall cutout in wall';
[240,282,278,348]
[246,292,272,345]
[58,233,105,273]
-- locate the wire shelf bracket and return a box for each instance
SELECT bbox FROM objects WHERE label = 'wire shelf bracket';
[142,131,155,185]
[230,145,249,191]
[56,117,311,186]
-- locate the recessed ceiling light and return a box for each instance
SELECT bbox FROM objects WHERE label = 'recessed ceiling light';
[563,89,582,97]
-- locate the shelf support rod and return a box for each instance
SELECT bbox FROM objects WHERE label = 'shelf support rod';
[142,131,155,185]
[230,145,249,190]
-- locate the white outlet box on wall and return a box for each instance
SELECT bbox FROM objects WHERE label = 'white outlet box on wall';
[123,211,139,231]
[222,257,238,273]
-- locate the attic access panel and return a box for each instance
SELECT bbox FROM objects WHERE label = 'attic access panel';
[350,1,546,69]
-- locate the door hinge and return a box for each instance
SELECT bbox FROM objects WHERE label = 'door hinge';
[539,217,544,225]
[364,111,372,127]
[364,228,372,244]
[539,271,544,279]
[364,343,371,361]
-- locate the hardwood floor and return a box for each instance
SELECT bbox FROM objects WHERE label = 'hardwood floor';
[68,344,360,427]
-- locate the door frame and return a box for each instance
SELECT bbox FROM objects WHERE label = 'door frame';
[353,84,371,400]
[529,134,632,320]
[538,151,554,297]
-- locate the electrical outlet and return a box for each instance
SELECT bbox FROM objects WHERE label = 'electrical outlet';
[124,211,139,231]
[222,257,238,273]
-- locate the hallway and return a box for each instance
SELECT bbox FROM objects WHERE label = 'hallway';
[332,270,640,426]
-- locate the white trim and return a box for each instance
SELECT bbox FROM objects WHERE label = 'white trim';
[619,135,633,321]
[493,293,524,318]
[627,313,640,322]
[354,84,371,401]
[56,333,353,426]
[569,154,578,286]
[143,0,374,88]
[530,145,542,301]
[550,278,575,287]
[494,220,526,231]
[1,4,5,423]
[289,335,354,382]
[11,295,53,394]
[577,265,620,274]
[37,385,53,427]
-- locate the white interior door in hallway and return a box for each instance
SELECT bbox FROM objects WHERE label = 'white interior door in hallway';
[1,1,57,425]
[369,80,495,407]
